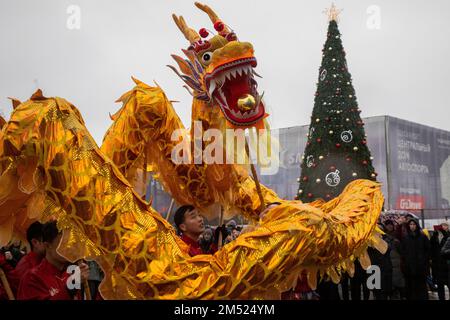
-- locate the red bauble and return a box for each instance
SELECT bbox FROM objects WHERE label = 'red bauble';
[325,194,331,199]
[306,142,311,146]
[214,21,225,32]
[316,138,322,143]
[335,143,341,148]
[325,117,331,122]
[307,193,313,198]
[362,140,367,145]
[312,163,317,168]
[346,157,351,161]
[294,196,299,200]
[330,166,336,171]
[362,160,368,165]
[199,28,209,38]
[303,176,308,182]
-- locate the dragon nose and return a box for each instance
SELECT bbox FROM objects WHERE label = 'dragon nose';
[237,94,256,111]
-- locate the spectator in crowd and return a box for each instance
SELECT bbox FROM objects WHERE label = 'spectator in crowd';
[224,234,234,245]
[231,228,240,240]
[350,260,370,300]
[384,220,406,299]
[174,205,207,256]
[441,235,450,292]
[199,228,217,254]
[17,221,89,300]
[8,240,26,266]
[1,242,24,269]
[0,248,15,300]
[368,224,393,300]
[214,224,230,248]
[339,273,350,300]
[401,218,430,300]
[281,271,319,300]
[317,279,340,300]
[430,222,449,300]
[7,221,46,295]
[226,220,237,232]
[86,260,104,300]
[395,214,409,241]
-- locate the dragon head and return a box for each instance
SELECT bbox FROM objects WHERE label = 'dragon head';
[170,2,267,128]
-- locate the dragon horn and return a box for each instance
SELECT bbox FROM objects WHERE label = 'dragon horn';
[194,2,230,33]
[172,14,200,44]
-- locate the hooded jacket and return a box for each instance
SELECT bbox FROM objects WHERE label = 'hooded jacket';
[401,219,430,276]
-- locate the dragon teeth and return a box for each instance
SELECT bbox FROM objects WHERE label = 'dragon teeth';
[209,81,216,96]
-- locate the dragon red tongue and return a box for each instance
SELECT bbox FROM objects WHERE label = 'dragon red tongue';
[222,73,253,110]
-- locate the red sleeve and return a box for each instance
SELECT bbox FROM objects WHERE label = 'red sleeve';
[7,257,31,295]
[17,271,52,300]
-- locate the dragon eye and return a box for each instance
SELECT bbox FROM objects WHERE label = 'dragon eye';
[201,52,212,65]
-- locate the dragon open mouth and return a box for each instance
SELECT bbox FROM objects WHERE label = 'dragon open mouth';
[204,57,265,126]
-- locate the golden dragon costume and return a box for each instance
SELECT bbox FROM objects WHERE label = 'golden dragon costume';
[0,3,385,299]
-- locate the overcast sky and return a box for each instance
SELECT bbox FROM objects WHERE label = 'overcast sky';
[1,0,449,144]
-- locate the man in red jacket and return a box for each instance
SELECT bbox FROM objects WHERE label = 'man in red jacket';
[17,221,89,300]
[8,221,46,295]
[174,205,218,256]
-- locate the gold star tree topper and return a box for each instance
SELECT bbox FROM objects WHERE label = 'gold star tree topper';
[323,3,342,22]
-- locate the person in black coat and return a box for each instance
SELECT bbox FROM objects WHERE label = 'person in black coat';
[368,224,393,300]
[441,235,450,293]
[401,219,430,300]
[430,222,449,300]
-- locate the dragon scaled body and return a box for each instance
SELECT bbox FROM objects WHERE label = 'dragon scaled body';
[0,3,385,299]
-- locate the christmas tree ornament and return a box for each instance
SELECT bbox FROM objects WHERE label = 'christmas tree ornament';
[306,155,315,168]
[353,146,358,151]
[340,130,353,143]
[325,170,341,187]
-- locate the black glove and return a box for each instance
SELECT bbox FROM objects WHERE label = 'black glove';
[214,225,229,245]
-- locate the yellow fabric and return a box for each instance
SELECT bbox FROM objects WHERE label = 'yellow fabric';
[0,93,384,299]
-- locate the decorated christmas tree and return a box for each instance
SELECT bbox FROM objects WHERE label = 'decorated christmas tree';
[296,5,377,202]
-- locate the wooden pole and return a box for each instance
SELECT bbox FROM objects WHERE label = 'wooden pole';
[217,206,224,249]
[166,198,175,221]
[0,267,15,300]
[245,136,266,211]
[83,280,92,300]
[143,153,148,201]
[77,261,91,300]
